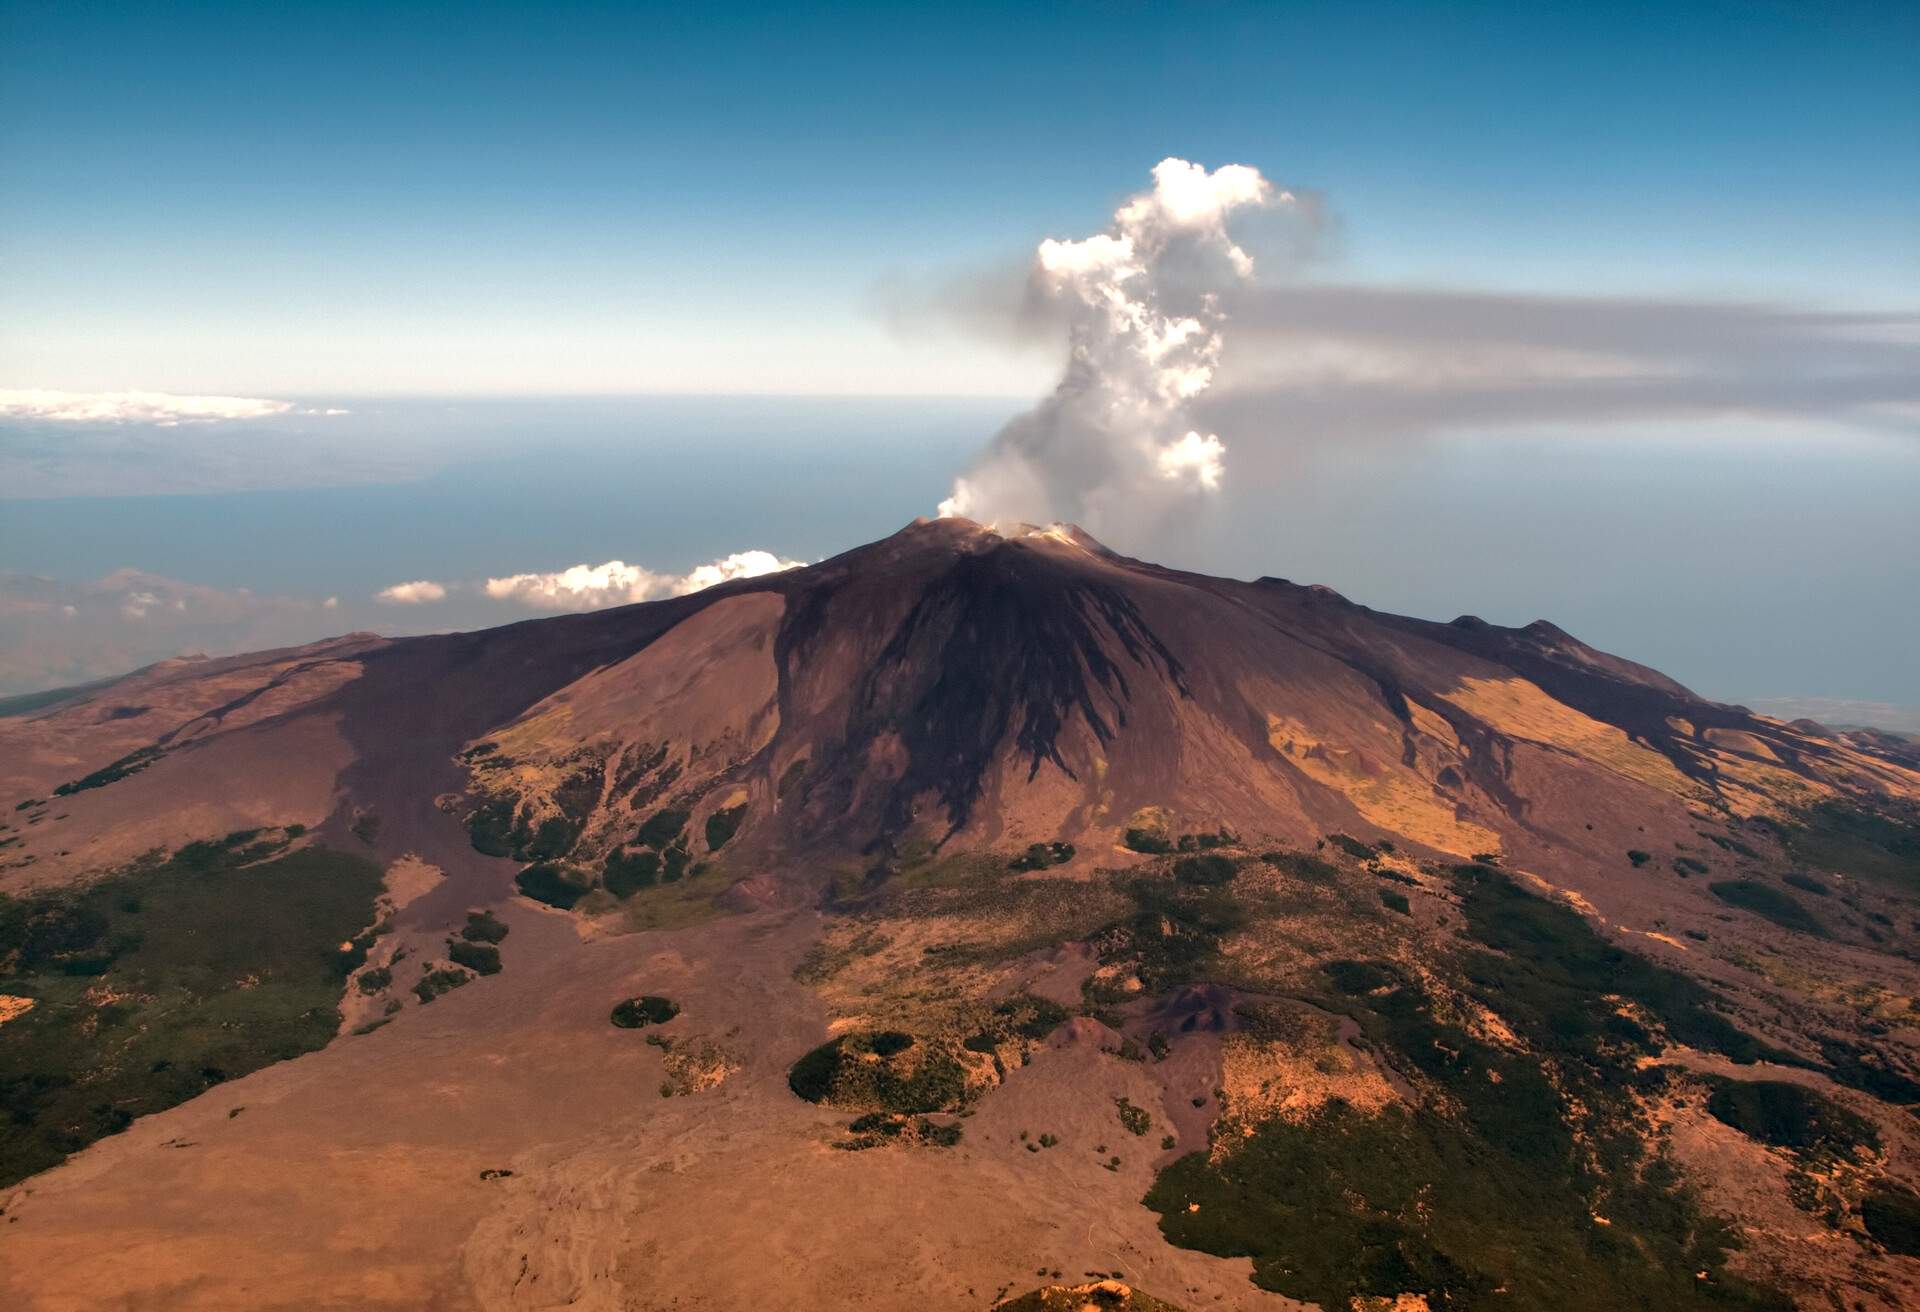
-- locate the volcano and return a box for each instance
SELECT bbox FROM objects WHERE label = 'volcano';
[3,520,1918,1312]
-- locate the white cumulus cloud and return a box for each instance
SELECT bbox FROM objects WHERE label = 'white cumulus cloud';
[374,580,449,605]
[484,550,805,612]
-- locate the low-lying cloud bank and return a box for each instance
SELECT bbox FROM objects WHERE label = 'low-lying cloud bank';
[374,549,807,612]
[0,388,347,426]
[0,546,809,696]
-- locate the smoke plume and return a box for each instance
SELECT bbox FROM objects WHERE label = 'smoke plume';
[936,158,1288,528]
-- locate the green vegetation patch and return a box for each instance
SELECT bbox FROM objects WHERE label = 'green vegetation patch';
[0,842,383,1187]
[413,967,470,1004]
[1259,849,1340,882]
[703,804,748,851]
[1010,841,1077,871]
[840,1110,963,1150]
[1452,865,1792,1067]
[1326,833,1376,860]
[1172,854,1235,886]
[356,965,393,995]
[636,807,690,849]
[446,941,501,975]
[514,862,593,909]
[1148,1096,1783,1312]
[1767,801,1920,896]
[610,995,679,1028]
[1860,1185,1920,1257]
[787,1029,969,1113]
[1709,879,1827,938]
[1091,875,1247,997]
[460,909,510,943]
[52,745,162,797]
[464,759,599,862]
[602,848,661,897]
[1703,1078,1877,1156]
[1145,867,1797,1311]
[1116,1096,1152,1136]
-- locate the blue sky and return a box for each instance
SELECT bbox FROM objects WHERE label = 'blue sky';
[5,1,1916,393]
[1,2,1916,715]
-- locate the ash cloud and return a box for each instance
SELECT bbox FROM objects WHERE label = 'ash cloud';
[935,158,1296,530]
[1195,286,1920,459]
[912,163,1918,536]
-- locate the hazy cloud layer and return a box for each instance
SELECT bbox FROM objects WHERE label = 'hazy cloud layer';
[1741,696,1920,735]
[0,571,346,695]
[0,391,373,498]
[0,545,810,695]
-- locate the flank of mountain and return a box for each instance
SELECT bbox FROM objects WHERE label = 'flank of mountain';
[3,519,1918,1312]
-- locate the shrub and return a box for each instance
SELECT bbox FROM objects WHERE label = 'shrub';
[1672,857,1709,877]
[660,843,693,882]
[1380,890,1411,916]
[514,863,591,909]
[869,1030,914,1057]
[460,909,510,943]
[602,848,661,897]
[1627,850,1651,867]
[703,804,748,851]
[1173,854,1236,886]
[1123,827,1172,854]
[1704,1078,1876,1154]
[1327,834,1375,860]
[1862,1186,1920,1257]
[610,995,679,1028]
[1116,1097,1152,1136]
[1710,879,1827,937]
[521,815,578,861]
[53,745,162,797]
[446,941,501,975]
[1782,872,1829,896]
[1010,841,1077,871]
[356,965,393,995]
[636,808,690,849]
[414,967,470,1004]
[1261,850,1340,882]
[786,1031,966,1113]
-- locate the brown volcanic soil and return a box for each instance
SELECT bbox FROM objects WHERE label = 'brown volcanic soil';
[0,903,1293,1312]
[4,518,1920,1310]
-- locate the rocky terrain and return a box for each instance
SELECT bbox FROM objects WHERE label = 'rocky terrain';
[2,517,1918,1310]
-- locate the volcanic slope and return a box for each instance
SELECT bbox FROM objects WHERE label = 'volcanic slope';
[2,517,1919,1311]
